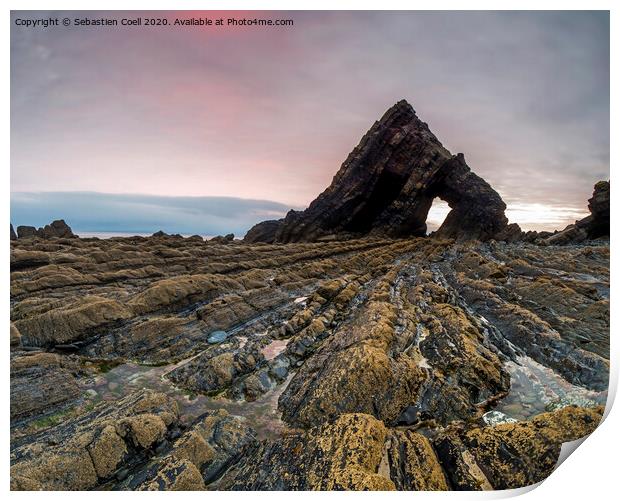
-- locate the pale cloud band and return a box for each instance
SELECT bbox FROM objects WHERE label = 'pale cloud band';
[10,192,295,236]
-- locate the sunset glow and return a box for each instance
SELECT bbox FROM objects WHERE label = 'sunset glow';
[10,11,609,234]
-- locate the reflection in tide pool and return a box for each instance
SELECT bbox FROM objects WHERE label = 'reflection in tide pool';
[494,355,607,421]
[261,339,288,361]
[82,362,293,440]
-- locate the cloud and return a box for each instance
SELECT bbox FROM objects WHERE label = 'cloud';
[10,192,297,236]
[10,11,609,224]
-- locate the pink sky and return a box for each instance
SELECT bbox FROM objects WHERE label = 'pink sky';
[11,11,609,231]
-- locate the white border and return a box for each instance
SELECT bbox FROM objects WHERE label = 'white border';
[2,1,616,499]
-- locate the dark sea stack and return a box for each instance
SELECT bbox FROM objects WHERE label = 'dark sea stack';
[37,219,75,239]
[586,180,610,238]
[244,100,509,243]
[543,181,610,245]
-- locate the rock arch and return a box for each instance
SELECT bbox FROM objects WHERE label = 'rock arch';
[244,100,509,243]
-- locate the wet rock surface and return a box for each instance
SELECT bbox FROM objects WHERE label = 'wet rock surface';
[10,232,609,490]
[245,100,510,243]
[10,352,81,421]
[220,406,602,491]
[11,390,179,490]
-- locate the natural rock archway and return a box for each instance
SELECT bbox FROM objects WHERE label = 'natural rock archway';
[245,100,510,243]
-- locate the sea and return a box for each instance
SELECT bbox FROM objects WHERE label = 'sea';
[75,231,216,239]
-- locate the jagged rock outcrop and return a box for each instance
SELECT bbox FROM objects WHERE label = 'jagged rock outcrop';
[243,220,282,244]
[245,100,509,243]
[116,409,257,491]
[542,181,610,245]
[587,180,610,238]
[39,219,76,239]
[434,405,603,490]
[14,219,75,240]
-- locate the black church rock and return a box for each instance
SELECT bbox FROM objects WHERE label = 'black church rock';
[245,100,510,243]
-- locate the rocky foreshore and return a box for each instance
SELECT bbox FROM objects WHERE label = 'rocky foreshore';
[9,228,609,490]
[9,100,609,491]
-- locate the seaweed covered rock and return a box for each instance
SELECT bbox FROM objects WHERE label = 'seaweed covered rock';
[221,406,601,491]
[8,226,609,491]
[117,409,257,490]
[10,390,179,490]
[220,413,395,490]
[434,405,603,490]
[278,261,510,428]
[13,296,133,347]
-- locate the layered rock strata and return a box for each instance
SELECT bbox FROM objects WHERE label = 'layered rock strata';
[10,229,608,490]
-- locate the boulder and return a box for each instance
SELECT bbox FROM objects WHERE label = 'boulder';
[16,226,38,239]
